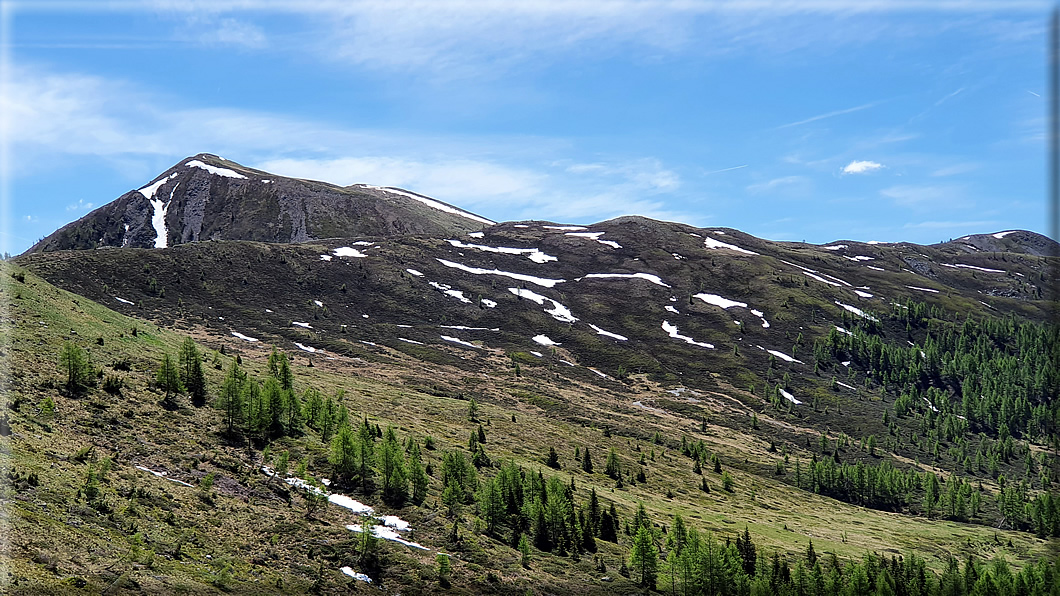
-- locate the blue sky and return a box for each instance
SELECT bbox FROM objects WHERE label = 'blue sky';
[1,1,1052,255]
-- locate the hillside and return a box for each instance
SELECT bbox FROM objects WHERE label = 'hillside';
[4,161,1060,594]
[26,154,491,253]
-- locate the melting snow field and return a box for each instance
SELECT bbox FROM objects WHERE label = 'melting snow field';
[844,255,875,262]
[340,568,372,583]
[137,173,178,200]
[429,281,473,304]
[545,225,587,231]
[333,247,368,258]
[834,326,854,336]
[992,230,1018,239]
[360,185,495,225]
[481,298,498,308]
[185,159,247,179]
[866,265,885,271]
[822,244,847,251]
[835,300,879,322]
[750,309,770,328]
[854,290,874,299]
[694,293,747,309]
[320,255,332,261]
[294,342,319,353]
[406,268,424,277]
[581,272,670,287]
[114,297,135,305]
[446,239,557,263]
[589,323,628,341]
[468,231,485,238]
[662,321,714,349]
[779,388,802,405]
[398,338,424,345]
[441,335,479,348]
[231,331,259,342]
[436,258,565,288]
[565,231,622,248]
[135,465,194,487]
[533,334,560,346]
[836,381,857,391]
[292,321,312,328]
[508,288,577,323]
[665,305,680,314]
[149,197,170,248]
[346,523,429,550]
[587,367,609,378]
[703,236,759,255]
[905,285,940,293]
[941,263,1005,273]
[764,348,802,364]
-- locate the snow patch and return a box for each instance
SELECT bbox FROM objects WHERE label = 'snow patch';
[135,465,194,487]
[866,265,885,271]
[340,568,372,583]
[582,272,670,287]
[441,325,499,331]
[532,334,560,346]
[941,263,1005,273]
[834,326,854,336]
[565,231,622,249]
[446,239,557,263]
[750,309,770,328]
[149,196,170,248]
[429,281,473,304]
[346,523,429,550]
[359,184,495,225]
[545,225,587,231]
[436,258,565,288]
[314,300,324,307]
[661,321,714,349]
[779,388,802,405]
[185,159,247,179]
[292,321,312,328]
[763,347,802,363]
[231,331,259,342]
[664,305,680,314]
[834,300,879,322]
[854,290,874,298]
[836,381,856,391]
[320,255,333,261]
[468,231,485,238]
[114,297,134,305]
[137,173,178,200]
[703,236,759,255]
[441,335,479,348]
[992,230,1018,239]
[822,244,847,251]
[530,351,543,357]
[508,288,577,322]
[905,285,940,293]
[480,298,497,308]
[406,268,424,277]
[843,255,875,261]
[589,323,628,341]
[397,338,424,345]
[587,367,609,378]
[333,247,368,258]
[694,293,747,309]
[294,342,319,353]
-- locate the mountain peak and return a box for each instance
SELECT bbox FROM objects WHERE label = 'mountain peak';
[25,155,491,254]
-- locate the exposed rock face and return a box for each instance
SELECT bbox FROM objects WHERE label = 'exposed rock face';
[26,154,491,254]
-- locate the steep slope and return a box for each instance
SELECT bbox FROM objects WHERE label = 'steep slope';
[26,154,492,253]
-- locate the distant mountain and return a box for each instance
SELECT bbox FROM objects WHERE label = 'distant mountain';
[26,154,492,253]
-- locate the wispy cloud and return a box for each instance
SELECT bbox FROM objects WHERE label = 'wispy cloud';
[933,87,964,107]
[703,164,748,175]
[65,199,94,212]
[193,18,267,49]
[880,184,971,209]
[746,175,811,195]
[776,101,882,129]
[842,160,884,174]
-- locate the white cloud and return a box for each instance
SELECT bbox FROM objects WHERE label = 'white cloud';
[842,160,884,174]
[65,199,94,212]
[194,18,267,49]
[777,101,882,129]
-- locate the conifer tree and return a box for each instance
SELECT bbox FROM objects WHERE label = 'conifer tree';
[380,426,408,504]
[178,337,206,405]
[630,525,658,589]
[59,342,94,394]
[156,353,183,407]
[582,447,594,474]
[218,359,245,435]
[408,440,429,504]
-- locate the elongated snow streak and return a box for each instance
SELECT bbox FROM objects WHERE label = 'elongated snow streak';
[750,309,770,328]
[992,230,1017,239]
[844,255,874,261]
[115,297,134,305]
[508,288,577,322]
[834,300,879,322]
[340,568,372,583]
[149,197,169,248]
[441,335,479,348]
[320,255,333,261]
[703,236,759,255]
[481,298,497,308]
[694,293,747,309]
[333,247,368,258]
[429,281,473,304]
[804,271,843,286]
[347,524,429,550]
[836,381,857,391]
[292,321,312,328]
[780,388,802,405]
[446,239,557,263]
[661,321,714,349]
[135,465,194,487]
[436,258,565,288]
[185,159,247,179]
[530,351,543,357]
[941,263,1004,273]
[866,265,885,271]
[231,331,259,342]
[137,173,178,200]
[854,290,874,298]
[294,342,318,353]
[765,348,802,364]
[360,184,495,225]
[905,285,940,293]
[352,241,374,246]
[544,225,587,231]
[441,325,500,331]
[397,337,424,345]
[665,305,680,314]
[468,231,484,238]
[582,272,670,287]
[533,334,560,346]
[565,231,622,248]
[406,268,424,276]
[834,326,854,336]
[314,300,324,307]
[589,323,628,341]
[822,244,847,251]
[587,367,609,378]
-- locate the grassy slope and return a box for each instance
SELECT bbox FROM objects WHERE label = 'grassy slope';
[2,260,1056,595]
